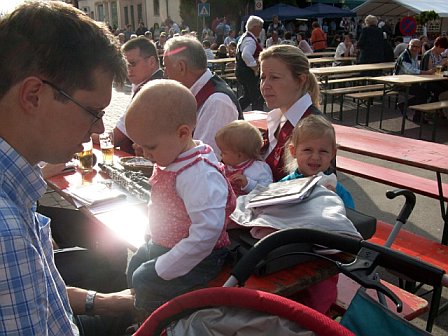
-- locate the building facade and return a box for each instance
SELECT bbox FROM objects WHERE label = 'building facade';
[77,0,181,32]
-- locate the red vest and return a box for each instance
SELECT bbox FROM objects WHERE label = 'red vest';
[264,106,320,181]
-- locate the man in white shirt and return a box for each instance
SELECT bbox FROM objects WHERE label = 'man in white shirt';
[235,15,265,111]
[333,33,355,66]
[163,36,241,157]
[266,30,281,48]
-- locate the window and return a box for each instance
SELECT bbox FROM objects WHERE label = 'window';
[137,4,142,24]
[154,0,160,16]
[124,6,129,26]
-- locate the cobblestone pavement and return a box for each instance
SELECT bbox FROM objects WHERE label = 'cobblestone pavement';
[39,84,448,334]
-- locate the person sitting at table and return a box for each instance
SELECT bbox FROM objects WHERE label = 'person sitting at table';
[227,41,237,57]
[124,79,236,315]
[259,44,325,181]
[266,30,281,48]
[281,115,354,209]
[333,33,355,67]
[296,32,313,54]
[215,120,273,196]
[97,36,163,154]
[394,38,435,123]
[215,44,228,58]
[420,36,448,103]
[0,2,135,335]
[393,36,408,59]
[277,114,355,314]
[164,35,241,158]
[202,39,215,63]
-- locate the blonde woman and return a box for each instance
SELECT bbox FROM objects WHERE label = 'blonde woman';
[259,44,322,181]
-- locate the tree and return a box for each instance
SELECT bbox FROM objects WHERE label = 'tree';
[414,10,439,37]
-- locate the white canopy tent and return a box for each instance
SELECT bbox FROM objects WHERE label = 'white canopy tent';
[353,0,448,18]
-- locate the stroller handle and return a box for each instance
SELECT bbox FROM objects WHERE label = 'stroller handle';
[386,189,416,224]
[230,229,361,284]
[230,228,445,288]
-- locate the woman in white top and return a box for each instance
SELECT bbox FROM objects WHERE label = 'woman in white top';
[295,33,313,54]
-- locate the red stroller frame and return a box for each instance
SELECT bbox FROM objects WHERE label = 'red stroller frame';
[134,286,353,335]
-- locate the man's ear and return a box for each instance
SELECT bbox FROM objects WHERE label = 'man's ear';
[20,77,44,113]
[177,59,187,76]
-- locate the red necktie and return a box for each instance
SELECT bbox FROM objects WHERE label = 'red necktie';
[265,121,294,182]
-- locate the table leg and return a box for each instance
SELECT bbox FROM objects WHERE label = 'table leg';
[400,86,410,135]
[436,172,448,245]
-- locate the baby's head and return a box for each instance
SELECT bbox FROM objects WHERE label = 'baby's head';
[125,79,197,167]
[286,115,336,177]
[215,120,263,167]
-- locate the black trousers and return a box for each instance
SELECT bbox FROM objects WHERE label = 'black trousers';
[236,66,264,111]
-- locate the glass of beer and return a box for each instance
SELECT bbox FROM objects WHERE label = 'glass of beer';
[436,65,443,76]
[99,131,114,165]
[77,137,94,173]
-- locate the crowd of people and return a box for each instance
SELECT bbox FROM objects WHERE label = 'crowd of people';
[1,1,448,335]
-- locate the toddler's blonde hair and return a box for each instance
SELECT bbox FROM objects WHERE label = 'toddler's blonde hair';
[215,120,264,160]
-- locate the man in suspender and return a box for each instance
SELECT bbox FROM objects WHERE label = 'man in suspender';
[163,36,241,158]
[235,15,265,112]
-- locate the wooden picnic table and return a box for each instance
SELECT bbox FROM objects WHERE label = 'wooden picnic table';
[46,144,341,297]
[308,57,356,67]
[311,62,395,88]
[305,51,335,58]
[208,57,236,74]
[369,74,448,134]
[333,124,448,244]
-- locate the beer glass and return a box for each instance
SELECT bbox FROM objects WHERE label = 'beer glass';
[77,137,94,173]
[436,65,443,76]
[99,131,114,165]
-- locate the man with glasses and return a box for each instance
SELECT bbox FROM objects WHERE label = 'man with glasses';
[394,38,435,122]
[107,36,164,154]
[0,2,135,335]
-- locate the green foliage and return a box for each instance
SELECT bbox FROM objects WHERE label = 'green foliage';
[414,10,439,25]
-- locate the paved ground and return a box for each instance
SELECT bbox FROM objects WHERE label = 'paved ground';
[39,84,448,333]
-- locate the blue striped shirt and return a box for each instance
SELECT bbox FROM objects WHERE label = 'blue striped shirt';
[0,138,78,335]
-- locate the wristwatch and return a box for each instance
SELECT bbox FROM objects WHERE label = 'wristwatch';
[85,290,97,316]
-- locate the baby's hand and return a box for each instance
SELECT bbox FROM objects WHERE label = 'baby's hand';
[229,173,248,189]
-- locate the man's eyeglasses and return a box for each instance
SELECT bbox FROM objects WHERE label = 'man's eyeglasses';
[41,79,105,121]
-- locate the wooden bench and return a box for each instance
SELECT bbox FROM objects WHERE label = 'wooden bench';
[319,76,370,88]
[408,100,448,141]
[321,84,384,120]
[336,155,448,330]
[346,90,399,126]
[336,155,448,202]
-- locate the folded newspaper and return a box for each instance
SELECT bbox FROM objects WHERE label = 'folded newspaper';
[67,183,127,207]
[247,175,321,208]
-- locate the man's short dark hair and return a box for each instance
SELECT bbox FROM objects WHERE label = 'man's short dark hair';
[0,1,126,100]
[122,36,159,66]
